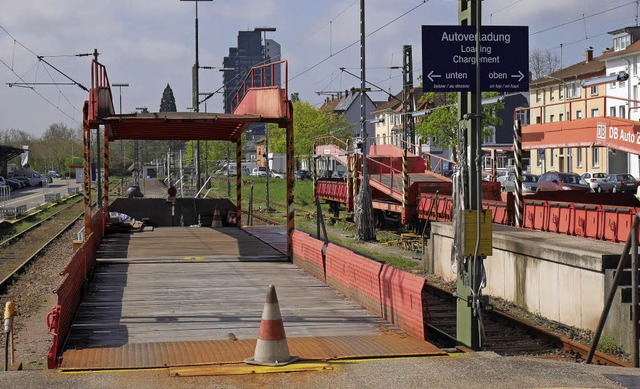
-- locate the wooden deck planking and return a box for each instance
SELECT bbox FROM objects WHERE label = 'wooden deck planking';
[66,227,390,349]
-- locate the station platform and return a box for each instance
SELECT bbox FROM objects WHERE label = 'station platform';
[60,226,442,370]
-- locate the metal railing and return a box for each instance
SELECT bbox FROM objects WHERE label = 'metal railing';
[515,94,640,125]
[230,60,288,113]
[588,212,640,367]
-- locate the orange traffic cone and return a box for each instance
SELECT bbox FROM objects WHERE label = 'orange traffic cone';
[245,285,299,366]
[211,208,223,228]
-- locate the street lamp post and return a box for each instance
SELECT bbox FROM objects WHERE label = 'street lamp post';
[181,0,213,191]
[200,67,234,197]
[254,27,276,210]
[113,83,129,195]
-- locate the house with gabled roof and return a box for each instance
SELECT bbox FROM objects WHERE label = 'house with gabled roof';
[319,88,377,140]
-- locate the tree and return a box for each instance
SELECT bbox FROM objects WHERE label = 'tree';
[415,92,504,151]
[160,84,177,112]
[267,100,350,165]
[529,48,560,80]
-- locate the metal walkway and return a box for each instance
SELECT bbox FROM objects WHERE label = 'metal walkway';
[61,226,443,370]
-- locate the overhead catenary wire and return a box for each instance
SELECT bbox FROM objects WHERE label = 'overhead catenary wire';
[291,0,429,83]
[0,24,87,122]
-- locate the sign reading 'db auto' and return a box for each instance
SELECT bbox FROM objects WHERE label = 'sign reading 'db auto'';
[422,25,529,92]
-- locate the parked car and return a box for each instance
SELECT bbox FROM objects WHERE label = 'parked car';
[271,170,286,179]
[0,176,9,191]
[5,178,22,190]
[294,170,311,180]
[251,166,268,177]
[10,176,29,188]
[536,171,591,192]
[605,173,639,193]
[47,170,61,178]
[581,172,614,193]
[500,173,539,194]
[495,171,511,183]
[331,170,345,179]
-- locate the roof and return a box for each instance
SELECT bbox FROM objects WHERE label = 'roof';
[372,87,425,115]
[101,112,264,142]
[334,92,360,111]
[0,145,25,163]
[599,39,640,61]
[530,54,606,87]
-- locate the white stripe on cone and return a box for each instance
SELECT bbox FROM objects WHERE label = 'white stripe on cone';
[245,285,299,366]
[211,208,222,228]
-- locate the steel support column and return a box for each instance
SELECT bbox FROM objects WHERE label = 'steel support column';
[103,130,110,211]
[286,118,295,260]
[236,139,242,227]
[83,119,92,238]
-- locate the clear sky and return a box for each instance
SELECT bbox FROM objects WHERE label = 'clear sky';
[0,0,638,136]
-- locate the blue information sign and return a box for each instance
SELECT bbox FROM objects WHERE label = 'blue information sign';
[422,25,529,92]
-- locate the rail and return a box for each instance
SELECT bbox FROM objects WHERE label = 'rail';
[314,135,349,152]
[230,60,288,112]
[89,59,114,121]
[368,156,404,194]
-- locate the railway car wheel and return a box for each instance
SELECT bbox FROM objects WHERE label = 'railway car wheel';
[375,210,385,230]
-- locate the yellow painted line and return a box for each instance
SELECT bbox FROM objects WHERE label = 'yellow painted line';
[170,361,332,377]
[329,353,460,365]
[61,367,168,375]
[182,257,205,261]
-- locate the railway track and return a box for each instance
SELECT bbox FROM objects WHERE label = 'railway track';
[0,196,84,291]
[425,283,631,367]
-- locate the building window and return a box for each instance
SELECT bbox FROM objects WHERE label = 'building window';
[610,106,617,117]
[536,116,541,124]
[483,126,496,145]
[550,148,555,167]
[610,73,617,89]
[591,85,598,96]
[567,81,581,98]
[559,113,564,121]
[577,148,583,167]
[591,108,599,117]
[516,109,528,125]
[536,89,541,103]
[550,114,555,122]
[614,34,631,51]
[620,105,626,119]
[549,86,555,101]
[559,84,564,100]
[537,151,543,167]
[592,147,600,167]
[576,110,582,119]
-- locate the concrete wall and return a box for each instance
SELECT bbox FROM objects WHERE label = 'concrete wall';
[425,221,639,354]
[425,222,619,332]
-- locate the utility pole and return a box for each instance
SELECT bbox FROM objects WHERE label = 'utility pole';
[255,27,276,210]
[457,0,485,351]
[402,46,415,148]
[354,0,375,241]
[181,0,213,191]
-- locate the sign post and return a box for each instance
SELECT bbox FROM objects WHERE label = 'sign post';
[423,9,529,350]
